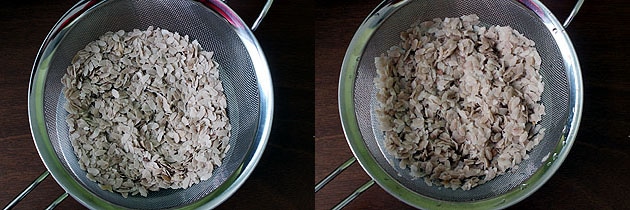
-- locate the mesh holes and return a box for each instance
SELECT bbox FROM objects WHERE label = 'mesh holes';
[41,0,261,208]
[354,0,571,202]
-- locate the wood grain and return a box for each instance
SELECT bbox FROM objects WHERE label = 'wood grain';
[3,0,630,209]
[315,0,630,209]
[0,0,313,209]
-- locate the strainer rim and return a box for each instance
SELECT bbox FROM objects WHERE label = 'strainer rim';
[28,0,273,209]
[338,0,582,209]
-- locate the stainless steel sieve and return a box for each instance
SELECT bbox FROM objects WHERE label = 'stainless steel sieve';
[336,0,583,209]
[26,0,273,209]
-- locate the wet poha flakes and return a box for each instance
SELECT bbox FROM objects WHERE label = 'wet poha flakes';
[374,15,546,190]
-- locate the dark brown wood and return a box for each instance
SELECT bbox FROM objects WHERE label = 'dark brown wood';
[0,0,313,209]
[4,0,630,209]
[316,0,630,209]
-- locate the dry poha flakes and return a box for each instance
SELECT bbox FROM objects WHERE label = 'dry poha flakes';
[62,26,231,197]
[374,15,546,190]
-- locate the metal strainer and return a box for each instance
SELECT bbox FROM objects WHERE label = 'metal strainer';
[27,0,273,209]
[338,0,583,209]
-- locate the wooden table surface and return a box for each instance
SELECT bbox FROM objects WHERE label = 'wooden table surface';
[3,0,630,209]
[316,0,630,209]
[0,0,313,209]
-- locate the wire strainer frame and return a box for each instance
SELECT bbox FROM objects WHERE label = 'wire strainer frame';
[338,0,583,209]
[28,0,273,209]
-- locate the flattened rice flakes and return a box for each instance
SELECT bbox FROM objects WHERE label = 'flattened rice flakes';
[62,27,231,197]
[374,15,546,190]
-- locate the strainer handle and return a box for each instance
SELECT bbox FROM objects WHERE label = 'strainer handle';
[562,0,584,28]
[251,0,273,31]
[44,193,69,210]
[3,171,69,210]
[315,156,357,192]
[315,157,376,209]
[221,0,273,31]
[3,171,50,210]
[333,180,375,210]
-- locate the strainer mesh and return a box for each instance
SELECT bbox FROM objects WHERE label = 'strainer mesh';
[41,0,260,208]
[354,0,570,201]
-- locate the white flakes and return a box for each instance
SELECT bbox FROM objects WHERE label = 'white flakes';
[111,89,119,98]
[61,27,231,197]
[541,152,550,163]
[374,14,546,190]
